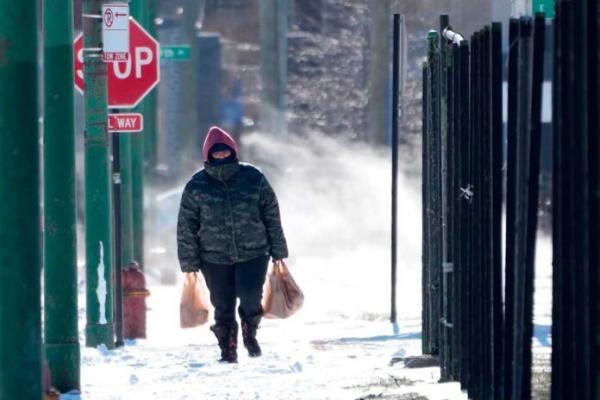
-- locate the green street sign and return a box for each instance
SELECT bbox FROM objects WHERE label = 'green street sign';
[533,0,555,19]
[160,45,191,61]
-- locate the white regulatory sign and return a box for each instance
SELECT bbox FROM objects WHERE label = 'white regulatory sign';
[102,4,130,62]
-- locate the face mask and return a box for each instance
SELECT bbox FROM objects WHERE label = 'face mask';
[209,153,236,165]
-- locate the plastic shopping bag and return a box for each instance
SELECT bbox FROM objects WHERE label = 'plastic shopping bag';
[180,272,210,328]
[262,261,304,319]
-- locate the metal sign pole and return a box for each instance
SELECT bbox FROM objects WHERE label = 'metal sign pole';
[391,13,400,325]
[112,109,124,348]
[83,0,116,350]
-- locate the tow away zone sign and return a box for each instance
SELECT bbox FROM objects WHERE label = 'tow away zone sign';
[102,3,130,61]
[108,113,143,133]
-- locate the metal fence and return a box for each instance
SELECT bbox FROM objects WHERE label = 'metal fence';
[421,12,550,400]
[423,4,600,398]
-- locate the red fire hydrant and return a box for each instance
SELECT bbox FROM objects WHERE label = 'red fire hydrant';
[122,263,151,339]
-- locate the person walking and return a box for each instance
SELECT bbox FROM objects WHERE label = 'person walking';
[177,126,289,363]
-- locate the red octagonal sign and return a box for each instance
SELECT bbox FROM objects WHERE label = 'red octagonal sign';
[74,17,160,109]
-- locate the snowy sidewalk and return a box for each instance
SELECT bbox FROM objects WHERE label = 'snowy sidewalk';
[66,285,466,400]
[63,137,552,399]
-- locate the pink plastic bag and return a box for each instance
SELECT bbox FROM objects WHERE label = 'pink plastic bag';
[262,261,304,319]
[180,272,210,328]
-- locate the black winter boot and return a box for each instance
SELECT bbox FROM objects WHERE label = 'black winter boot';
[241,316,262,357]
[210,323,238,363]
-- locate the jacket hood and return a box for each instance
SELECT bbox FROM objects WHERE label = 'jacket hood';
[202,126,239,162]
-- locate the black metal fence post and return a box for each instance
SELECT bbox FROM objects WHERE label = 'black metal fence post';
[506,15,545,400]
[490,22,504,400]
[445,37,455,384]
[571,2,591,399]
[523,15,545,400]
[391,13,400,325]
[565,3,578,395]
[422,63,431,355]
[439,14,452,382]
[457,40,471,391]
[450,42,461,382]
[470,30,483,400]
[552,2,575,399]
[588,2,600,399]
[480,26,492,400]
[426,30,442,357]
[550,5,564,397]
[511,16,533,400]
[504,17,520,400]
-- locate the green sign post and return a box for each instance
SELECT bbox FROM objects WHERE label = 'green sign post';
[44,0,81,391]
[533,0,555,18]
[160,45,191,61]
[0,2,42,398]
[83,0,115,350]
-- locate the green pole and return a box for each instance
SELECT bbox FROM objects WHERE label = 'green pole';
[83,0,115,348]
[119,134,135,267]
[0,2,42,399]
[131,130,145,269]
[143,0,159,178]
[259,0,288,138]
[131,0,148,271]
[113,5,136,274]
[182,0,201,173]
[43,0,80,391]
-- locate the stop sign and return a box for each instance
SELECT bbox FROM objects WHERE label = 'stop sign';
[74,17,160,109]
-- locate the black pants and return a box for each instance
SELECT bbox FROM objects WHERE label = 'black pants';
[199,255,269,327]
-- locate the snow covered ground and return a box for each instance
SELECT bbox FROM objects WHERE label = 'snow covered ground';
[68,286,466,400]
[63,133,552,399]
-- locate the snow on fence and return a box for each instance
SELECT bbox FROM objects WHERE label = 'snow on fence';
[421,6,599,400]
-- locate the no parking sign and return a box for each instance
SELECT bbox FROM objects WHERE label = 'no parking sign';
[102,4,130,62]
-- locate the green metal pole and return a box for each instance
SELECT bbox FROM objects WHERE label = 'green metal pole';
[131,131,145,269]
[119,133,135,267]
[112,7,136,278]
[131,0,148,271]
[260,0,288,138]
[43,0,80,391]
[143,0,159,178]
[83,0,115,349]
[182,0,201,173]
[143,91,158,177]
[0,2,42,399]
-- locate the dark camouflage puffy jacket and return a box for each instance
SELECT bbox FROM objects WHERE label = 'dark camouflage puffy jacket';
[177,161,288,271]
